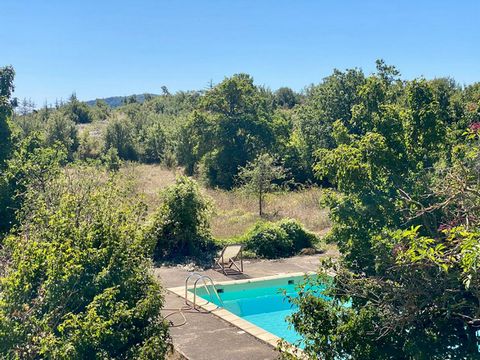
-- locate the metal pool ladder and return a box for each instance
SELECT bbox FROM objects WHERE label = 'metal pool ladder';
[185,272,224,310]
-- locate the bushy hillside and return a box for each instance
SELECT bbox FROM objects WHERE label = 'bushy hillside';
[85,93,159,108]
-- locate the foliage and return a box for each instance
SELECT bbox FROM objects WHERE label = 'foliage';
[296,67,366,158]
[314,68,449,274]
[76,130,101,160]
[0,171,171,359]
[244,221,293,259]
[104,115,138,160]
[288,225,480,359]
[146,176,214,260]
[45,111,79,159]
[9,62,480,192]
[92,98,111,121]
[180,74,276,188]
[0,135,65,234]
[237,153,288,216]
[274,87,299,109]
[0,65,15,169]
[278,218,317,252]
[288,82,480,358]
[142,121,167,163]
[64,93,94,123]
[243,219,316,259]
[102,147,121,172]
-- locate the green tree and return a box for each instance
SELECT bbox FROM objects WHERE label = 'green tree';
[180,74,275,188]
[296,67,366,156]
[45,111,79,160]
[65,93,93,124]
[237,153,287,216]
[314,71,445,274]
[142,121,167,163]
[287,71,477,358]
[93,98,111,121]
[104,115,138,160]
[0,65,15,169]
[103,147,121,172]
[178,110,215,175]
[75,130,101,160]
[274,87,299,109]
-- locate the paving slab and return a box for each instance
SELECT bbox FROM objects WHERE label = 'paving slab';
[155,253,336,360]
[155,252,336,288]
[162,292,278,360]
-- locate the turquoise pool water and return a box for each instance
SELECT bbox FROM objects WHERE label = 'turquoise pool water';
[192,275,324,347]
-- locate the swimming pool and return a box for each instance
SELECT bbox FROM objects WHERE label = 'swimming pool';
[189,273,325,347]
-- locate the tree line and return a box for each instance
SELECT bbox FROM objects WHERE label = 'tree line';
[2,61,480,358]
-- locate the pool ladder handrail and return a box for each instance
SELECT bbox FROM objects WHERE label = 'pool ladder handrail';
[185,272,224,310]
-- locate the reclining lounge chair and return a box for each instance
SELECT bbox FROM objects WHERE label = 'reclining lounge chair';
[214,244,244,275]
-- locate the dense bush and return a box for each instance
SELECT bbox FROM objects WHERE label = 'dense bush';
[278,218,316,252]
[102,146,121,171]
[146,176,215,260]
[75,130,102,160]
[64,93,94,124]
[244,219,316,259]
[104,115,138,160]
[142,121,167,163]
[244,222,293,259]
[45,111,79,159]
[0,66,14,169]
[0,171,171,359]
[0,136,65,234]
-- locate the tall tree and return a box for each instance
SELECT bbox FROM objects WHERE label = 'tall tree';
[0,66,15,169]
[181,74,275,188]
[274,87,298,109]
[65,92,93,123]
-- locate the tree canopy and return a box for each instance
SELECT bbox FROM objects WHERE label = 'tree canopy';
[0,66,15,168]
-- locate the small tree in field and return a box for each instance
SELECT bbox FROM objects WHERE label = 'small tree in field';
[237,153,288,217]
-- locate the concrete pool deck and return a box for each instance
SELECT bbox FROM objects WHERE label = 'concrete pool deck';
[156,250,337,360]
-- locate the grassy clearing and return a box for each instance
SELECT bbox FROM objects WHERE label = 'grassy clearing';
[122,163,331,240]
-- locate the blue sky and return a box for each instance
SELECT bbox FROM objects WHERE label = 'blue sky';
[2,0,479,105]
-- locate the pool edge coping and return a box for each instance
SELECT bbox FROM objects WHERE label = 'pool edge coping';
[167,271,317,355]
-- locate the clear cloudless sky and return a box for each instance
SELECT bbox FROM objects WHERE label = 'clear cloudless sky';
[1,0,479,106]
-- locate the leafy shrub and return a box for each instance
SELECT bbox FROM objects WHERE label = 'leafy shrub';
[75,130,102,160]
[146,176,214,260]
[0,65,14,169]
[244,222,293,258]
[0,173,170,359]
[44,111,79,159]
[64,93,94,124]
[278,218,316,252]
[142,121,167,163]
[243,219,317,259]
[103,147,121,172]
[104,115,138,160]
[0,136,65,234]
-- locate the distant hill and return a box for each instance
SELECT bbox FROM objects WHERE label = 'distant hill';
[85,93,158,108]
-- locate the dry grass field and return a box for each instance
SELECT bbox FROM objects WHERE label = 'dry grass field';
[121,163,331,240]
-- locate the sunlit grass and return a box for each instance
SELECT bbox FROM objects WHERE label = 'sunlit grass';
[123,163,331,240]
